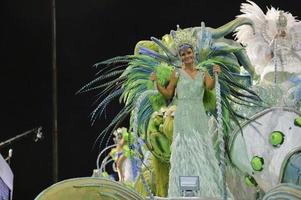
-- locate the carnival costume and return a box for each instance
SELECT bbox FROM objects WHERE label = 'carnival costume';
[235,1,301,86]
[233,0,301,115]
[168,67,227,197]
[110,128,138,182]
[78,19,261,199]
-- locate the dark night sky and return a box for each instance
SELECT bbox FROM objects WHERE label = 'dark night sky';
[1,0,300,199]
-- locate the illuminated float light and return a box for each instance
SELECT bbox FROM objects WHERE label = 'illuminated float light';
[244,175,258,187]
[251,156,264,171]
[269,131,284,147]
[294,117,301,127]
[179,176,200,197]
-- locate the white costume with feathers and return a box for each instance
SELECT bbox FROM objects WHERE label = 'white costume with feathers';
[235,0,301,84]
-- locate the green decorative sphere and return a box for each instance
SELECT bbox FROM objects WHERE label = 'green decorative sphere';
[245,175,257,187]
[269,131,284,147]
[251,156,264,171]
[294,117,301,127]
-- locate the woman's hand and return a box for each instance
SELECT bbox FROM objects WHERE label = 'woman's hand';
[150,72,157,81]
[204,65,221,90]
[213,65,221,75]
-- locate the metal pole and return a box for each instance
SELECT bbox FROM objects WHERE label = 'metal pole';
[0,127,42,149]
[51,0,58,183]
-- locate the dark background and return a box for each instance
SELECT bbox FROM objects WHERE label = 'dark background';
[1,0,300,199]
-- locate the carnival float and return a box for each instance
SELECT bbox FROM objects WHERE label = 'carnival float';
[35,1,301,199]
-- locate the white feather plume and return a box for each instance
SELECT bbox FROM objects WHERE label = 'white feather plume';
[234,0,301,74]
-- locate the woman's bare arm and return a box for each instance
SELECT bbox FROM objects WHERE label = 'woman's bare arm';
[204,71,215,90]
[151,70,177,100]
[204,65,221,90]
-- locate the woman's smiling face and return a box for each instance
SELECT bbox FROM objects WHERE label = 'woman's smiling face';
[180,47,194,65]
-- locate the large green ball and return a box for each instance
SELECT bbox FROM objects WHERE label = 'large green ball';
[251,156,264,171]
[294,117,301,127]
[269,131,284,147]
[244,175,257,187]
